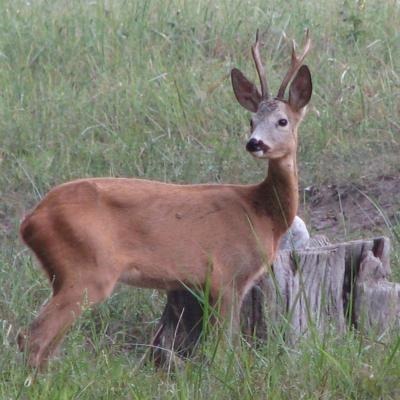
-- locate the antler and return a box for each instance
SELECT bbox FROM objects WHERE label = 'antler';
[276,29,311,99]
[251,29,269,99]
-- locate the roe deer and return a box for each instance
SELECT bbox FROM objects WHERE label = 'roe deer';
[19,30,312,368]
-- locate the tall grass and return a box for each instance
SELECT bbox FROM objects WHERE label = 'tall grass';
[1,0,399,398]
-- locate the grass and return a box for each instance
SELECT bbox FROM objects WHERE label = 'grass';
[0,0,399,398]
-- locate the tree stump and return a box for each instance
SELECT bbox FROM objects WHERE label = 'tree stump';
[355,247,400,334]
[150,236,399,366]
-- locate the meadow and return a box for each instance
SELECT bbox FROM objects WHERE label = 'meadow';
[0,0,399,398]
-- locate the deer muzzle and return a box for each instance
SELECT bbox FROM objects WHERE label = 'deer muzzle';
[246,138,270,154]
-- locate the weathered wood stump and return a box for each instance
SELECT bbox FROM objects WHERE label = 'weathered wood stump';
[150,236,399,366]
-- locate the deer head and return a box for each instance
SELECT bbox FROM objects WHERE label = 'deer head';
[231,30,312,160]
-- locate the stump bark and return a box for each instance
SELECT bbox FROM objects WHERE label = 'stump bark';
[150,236,399,366]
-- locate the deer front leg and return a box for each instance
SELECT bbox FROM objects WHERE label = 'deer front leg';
[210,282,243,348]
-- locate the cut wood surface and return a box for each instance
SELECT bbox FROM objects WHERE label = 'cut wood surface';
[150,236,399,366]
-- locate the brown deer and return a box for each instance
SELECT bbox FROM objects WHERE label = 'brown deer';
[18,30,312,368]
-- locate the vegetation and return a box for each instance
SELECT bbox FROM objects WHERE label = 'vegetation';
[0,0,399,398]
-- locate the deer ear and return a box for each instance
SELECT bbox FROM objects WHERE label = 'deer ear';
[231,68,261,112]
[288,65,312,110]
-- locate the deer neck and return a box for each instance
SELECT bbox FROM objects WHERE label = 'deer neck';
[256,153,298,234]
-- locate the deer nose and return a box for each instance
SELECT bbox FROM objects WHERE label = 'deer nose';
[246,138,261,152]
[246,138,270,153]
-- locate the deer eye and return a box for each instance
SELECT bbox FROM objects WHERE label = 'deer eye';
[250,120,254,130]
[278,118,288,127]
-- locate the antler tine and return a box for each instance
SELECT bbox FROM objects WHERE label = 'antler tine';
[277,29,311,99]
[251,29,269,99]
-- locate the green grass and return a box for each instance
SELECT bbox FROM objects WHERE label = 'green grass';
[1,0,399,398]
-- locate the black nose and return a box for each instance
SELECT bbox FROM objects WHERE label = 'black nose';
[246,138,261,152]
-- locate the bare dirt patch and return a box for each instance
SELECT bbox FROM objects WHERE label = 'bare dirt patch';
[301,175,400,240]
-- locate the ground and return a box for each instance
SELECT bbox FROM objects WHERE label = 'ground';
[302,175,400,240]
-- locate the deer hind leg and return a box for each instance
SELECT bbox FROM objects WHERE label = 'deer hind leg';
[18,271,117,369]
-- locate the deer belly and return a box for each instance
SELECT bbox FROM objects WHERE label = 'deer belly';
[117,256,207,290]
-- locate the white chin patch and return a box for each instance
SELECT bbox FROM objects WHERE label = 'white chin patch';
[252,150,265,158]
